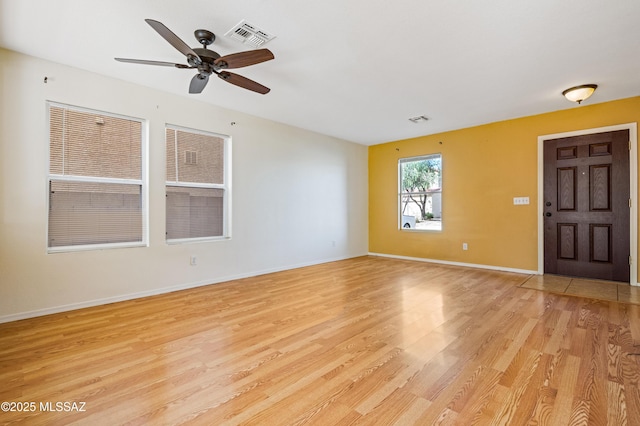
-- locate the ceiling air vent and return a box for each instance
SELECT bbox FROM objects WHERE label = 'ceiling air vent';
[408,115,429,124]
[225,20,276,47]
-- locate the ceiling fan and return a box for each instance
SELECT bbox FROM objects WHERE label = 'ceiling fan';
[115,19,274,94]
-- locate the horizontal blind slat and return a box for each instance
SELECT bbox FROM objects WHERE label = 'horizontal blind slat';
[49,106,142,180]
[166,186,224,239]
[49,181,142,247]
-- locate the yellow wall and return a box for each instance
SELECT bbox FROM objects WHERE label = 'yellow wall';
[369,96,640,273]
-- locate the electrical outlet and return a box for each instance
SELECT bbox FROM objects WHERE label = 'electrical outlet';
[462,243,468,250]
[190,256,197,266]
[513,197,530,205]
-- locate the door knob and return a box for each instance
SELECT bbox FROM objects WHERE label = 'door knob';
[545,212,552,217]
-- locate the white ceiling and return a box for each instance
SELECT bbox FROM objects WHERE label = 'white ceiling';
[1,0,639,145]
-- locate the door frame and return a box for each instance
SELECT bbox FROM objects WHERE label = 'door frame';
[537,123,638,286]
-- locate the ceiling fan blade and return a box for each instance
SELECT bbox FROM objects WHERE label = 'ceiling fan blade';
[145,19,202,65]
[214,49,274,69]
[217,71,270,94]
[189,74,210,94]
[115,58,192,68]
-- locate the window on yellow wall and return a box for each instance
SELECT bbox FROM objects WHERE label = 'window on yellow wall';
[399,154,442,231]
[165,125,231,242]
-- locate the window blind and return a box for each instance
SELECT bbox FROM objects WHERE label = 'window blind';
[48,105,144,249]
[165,127,228,241]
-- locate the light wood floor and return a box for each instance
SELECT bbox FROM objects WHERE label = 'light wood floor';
[1,256,639,425]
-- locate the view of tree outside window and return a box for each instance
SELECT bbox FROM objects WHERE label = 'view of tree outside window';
[399,154,442,231]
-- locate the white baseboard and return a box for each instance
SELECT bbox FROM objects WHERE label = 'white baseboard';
[367,253,640,287]
[368,252,538,275]
[7,253,630,324]
[0,255,358,324]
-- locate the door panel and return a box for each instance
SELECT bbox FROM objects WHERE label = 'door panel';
[557,167,576,210]
[543,130,630,282]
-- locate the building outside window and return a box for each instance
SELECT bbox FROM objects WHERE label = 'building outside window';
[47,103,147,251]
[165,125,230,242]
[399,154,442,231]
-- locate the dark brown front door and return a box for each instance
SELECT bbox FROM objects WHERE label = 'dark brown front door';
[543,130,630,282]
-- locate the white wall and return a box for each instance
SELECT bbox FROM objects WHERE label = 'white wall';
[0,49,368,322]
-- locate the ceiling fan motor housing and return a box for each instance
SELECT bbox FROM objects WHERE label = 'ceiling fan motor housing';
[192,48,221,73]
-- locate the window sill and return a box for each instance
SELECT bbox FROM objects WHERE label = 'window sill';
[166,236,230,245]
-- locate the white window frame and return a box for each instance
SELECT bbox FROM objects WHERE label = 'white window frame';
[398,154,443,232]
[165,124,231,244]
[46,102,149,253]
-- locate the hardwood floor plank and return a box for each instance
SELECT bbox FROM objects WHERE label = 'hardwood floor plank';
[1,256,639,424]
[398,351,459,399]
[490,349,542,424]
[606,380,628,426]
[492,317,538,372]
[548,353,581,425]
[629,304,640,347]
[624,382,640,426]
[543,309,572,355]
[446,365,502,425]
[511,352,556,424]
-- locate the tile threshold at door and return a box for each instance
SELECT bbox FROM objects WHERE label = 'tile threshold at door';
[520,274,640,305]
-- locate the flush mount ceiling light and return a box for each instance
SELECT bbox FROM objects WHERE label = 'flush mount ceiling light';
[562,84,597,104]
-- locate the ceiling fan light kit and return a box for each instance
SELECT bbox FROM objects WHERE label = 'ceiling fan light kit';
[562,84,597,104]
[115,19,274,94]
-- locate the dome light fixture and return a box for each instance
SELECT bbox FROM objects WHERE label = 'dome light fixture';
[562,84,597,104]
